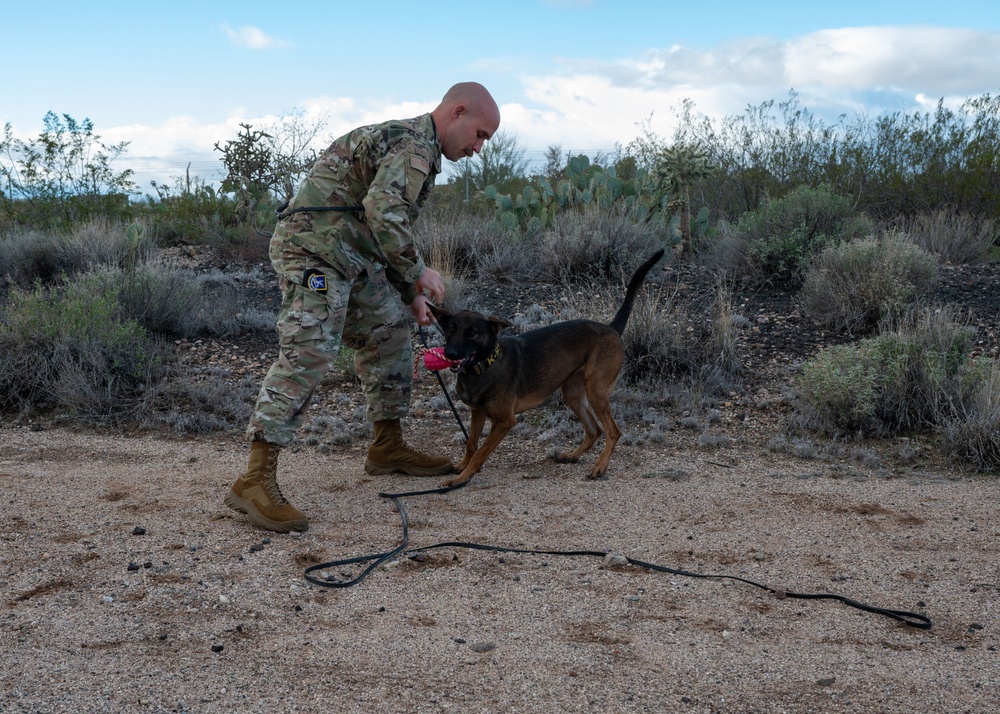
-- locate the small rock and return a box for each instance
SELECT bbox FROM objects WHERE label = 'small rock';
[249,543,264,553]
[132,526,146,536]
[211,644,224,653]
[603,553,629,568]
[471,642,495,653]
[817,678,836,687]
[127,562,141,572]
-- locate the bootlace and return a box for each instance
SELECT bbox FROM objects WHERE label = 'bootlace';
[262,451,288,505]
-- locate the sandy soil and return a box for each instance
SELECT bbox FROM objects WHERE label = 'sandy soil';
[3,254,999,712]
[2,413,997,713]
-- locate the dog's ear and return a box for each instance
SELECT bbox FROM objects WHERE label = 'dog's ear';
[428,302,451,325]
[488,316,512,333]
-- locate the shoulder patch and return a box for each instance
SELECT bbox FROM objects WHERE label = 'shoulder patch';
[303,268,328,293]
[410,156,430,175]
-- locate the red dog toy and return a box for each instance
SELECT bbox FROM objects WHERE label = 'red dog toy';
[423,347,458,371]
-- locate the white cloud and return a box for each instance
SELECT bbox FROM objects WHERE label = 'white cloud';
[222,24,289,50]
[785,27,1000,93]
[89,24,1000,179]
[501,26,1000,149]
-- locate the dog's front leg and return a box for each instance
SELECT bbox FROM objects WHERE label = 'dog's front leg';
[455,408,486,472]
[442,413,516,487]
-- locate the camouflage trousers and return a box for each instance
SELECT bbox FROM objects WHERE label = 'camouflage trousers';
[246,241,412,446]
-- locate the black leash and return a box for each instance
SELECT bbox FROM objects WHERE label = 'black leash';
[303,330,932,630]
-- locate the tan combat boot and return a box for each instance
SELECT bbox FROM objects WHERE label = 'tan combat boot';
[224,440,309,533]
[364,418,454,477]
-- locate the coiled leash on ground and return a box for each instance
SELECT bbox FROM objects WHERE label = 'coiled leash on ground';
[303,327,932,630]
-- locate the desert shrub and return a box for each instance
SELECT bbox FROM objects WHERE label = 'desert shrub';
[0,280,165,425]
[694,217,749,273]
[793,307,977,437]
[60,216,156,271]
[893,208,996,265]
[799,231,939,334]
[940,358,1000,470]
[793,344,879,435]
[144,368,257,434]
[75,263,203,337]
[620,281,742,394]
[0,217,156,289]
[414,212,536,284]
[0,227,66,287]
[536,204,666,284]
[723,184,875,283]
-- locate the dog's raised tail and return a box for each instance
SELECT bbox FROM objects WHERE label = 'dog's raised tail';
[609,249,665,335]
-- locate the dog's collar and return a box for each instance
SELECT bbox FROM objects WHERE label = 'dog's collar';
[456,343,501,375]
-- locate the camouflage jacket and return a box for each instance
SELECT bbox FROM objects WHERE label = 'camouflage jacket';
[276,113,441,305]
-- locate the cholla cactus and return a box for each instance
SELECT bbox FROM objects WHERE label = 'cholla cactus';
[654,143,716,258]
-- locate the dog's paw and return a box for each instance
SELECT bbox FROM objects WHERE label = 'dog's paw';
[586,469,609,481]
[442,468,477,488]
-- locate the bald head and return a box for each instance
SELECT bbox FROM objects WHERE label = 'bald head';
[432,82,501,162]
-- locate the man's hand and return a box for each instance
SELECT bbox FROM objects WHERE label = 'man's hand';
[409,294,434,325]
[414,268,445,303]
[410,268,445,326]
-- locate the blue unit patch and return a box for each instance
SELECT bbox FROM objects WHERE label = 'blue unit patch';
[303,268,328,293]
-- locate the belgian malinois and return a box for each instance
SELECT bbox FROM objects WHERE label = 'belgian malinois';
[429,249,664,487]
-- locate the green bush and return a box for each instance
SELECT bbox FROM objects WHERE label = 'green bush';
[793,307,978,437]
[725,184,874,283]
[77,263,202,337]
[0,217,156,288]
[0,279,164,425]
[793,344,879,435]
[941,358,1000,470]
[799,231,939,334]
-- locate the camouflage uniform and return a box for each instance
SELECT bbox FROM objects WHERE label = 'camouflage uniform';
[247,114,441,446]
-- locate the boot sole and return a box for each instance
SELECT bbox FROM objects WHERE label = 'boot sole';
[364,459,454,477]
[223,491,309,533]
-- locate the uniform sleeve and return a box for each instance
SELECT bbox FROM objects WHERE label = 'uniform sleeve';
[361,137,433,304]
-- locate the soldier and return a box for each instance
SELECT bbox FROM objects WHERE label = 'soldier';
[225,82,501,533]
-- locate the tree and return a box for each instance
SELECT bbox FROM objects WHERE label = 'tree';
[543,145,564,181]
[260,108,328,202]
[464,129,530,194]
[0,112,136,229]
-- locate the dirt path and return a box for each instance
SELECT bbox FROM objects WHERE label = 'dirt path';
[3,423,997,713]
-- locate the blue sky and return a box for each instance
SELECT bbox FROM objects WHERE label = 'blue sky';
[3,0,998,185]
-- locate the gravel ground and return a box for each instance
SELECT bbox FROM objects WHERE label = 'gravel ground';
[3,253,999,712]
[2,417,997,713]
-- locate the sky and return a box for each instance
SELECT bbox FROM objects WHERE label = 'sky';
[2,0,998,187]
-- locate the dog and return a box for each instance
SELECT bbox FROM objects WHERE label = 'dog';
[428,249,664,487]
